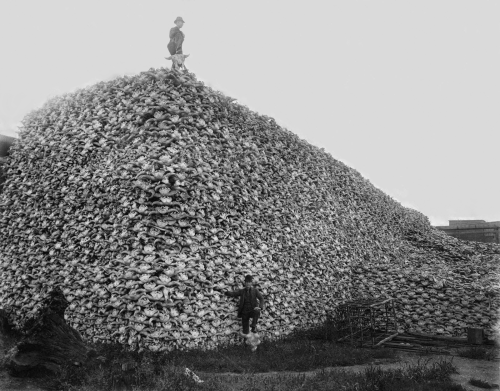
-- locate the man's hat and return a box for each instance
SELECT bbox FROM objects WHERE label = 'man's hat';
[174,17,185,23]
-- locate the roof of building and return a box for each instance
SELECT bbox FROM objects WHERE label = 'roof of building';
[0,134,16,158]
[436,220,500,229]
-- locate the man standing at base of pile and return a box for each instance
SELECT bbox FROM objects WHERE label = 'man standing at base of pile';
[168,16,185,55]
[224,275,265,334]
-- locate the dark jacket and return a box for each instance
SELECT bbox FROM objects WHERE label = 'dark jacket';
[226,287,265,318]
[168,26,185,55]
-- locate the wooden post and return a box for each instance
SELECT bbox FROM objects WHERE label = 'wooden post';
[374,332,399,347]
[369,307,375,347]
[467,328,483,345]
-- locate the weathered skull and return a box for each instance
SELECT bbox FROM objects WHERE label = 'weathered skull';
[166,54,190,68]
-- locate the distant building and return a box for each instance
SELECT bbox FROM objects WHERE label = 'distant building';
[0,135,16,192]
[435,220,500,244]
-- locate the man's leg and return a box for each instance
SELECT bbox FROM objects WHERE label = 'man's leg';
[241,312,251,335]
[172,58,179,71]
[175,47,184,71]
[250,309,261,332]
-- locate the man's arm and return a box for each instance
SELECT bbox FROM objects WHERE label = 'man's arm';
[224,289,242,298]
[169,27,179,39]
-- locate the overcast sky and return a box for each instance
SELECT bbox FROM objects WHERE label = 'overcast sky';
[0,0,498,226]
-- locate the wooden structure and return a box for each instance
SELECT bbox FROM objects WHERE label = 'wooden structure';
[333,298,398,347]
[380,331,500,359]
[435,220,500,244]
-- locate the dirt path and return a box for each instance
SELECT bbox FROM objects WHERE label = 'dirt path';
[445,356,499,390]
[327,353,500,391]
[201,352,499,390]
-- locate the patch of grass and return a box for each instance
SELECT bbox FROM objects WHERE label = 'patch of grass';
[48,335,473,391]
[49,322,475,391]
[52,364,213,391]
[51,356,465,391]
[67,331,396,376]
[165,338,396,373]
[469,377,499,389]
[43,330,396,390]
[301,359,465,391]
[457,347,497,361]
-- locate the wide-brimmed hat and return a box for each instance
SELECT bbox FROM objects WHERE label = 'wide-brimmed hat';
[174,17,185,23]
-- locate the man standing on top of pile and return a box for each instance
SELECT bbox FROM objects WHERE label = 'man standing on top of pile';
[168,16,185,56]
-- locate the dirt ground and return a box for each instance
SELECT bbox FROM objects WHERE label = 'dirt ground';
[322,352,500,391]
[205,351,499,390]
[0,372,46,391]
[0,332,43,390]
[1,330,499,391]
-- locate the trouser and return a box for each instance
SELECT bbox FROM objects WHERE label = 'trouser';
[241,309,260,334]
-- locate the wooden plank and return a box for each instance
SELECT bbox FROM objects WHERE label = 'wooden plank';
[406,331,467,343]
[392,337,450,347]
[395,333,477,348]
[381,344,451,355]
[375,332,399,347]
